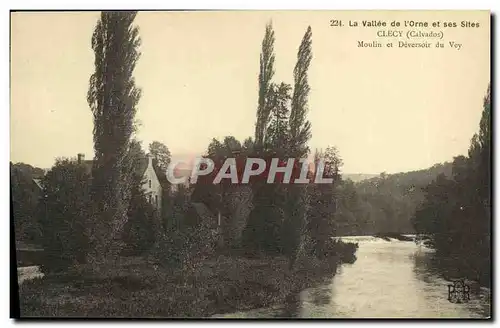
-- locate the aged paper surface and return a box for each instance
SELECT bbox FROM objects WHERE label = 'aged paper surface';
[11,11,490,319]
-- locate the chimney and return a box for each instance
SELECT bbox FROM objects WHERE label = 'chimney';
[77,153,85,164]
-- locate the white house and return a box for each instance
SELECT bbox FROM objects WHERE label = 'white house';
[138,154,163,210]
[77,153,163,211]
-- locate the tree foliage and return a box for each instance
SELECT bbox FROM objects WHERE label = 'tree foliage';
[280,26,314,267]
[149,141,172,172]
[122,170,158,255]
[122,140,160,254]
[86,11,142,265]
[307,147,342,258]
[265,82,292,153]
[11,163,43,244]
[38,159,91,273]
[289,26,312,157]
[412,85,491,286]
[243,25,319,267]
[254,22,276,148]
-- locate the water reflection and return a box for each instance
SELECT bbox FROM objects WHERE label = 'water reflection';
[274,281,334,318]
[412,246,491,318]
[411,248,439,284]
[215,237,490,318]
[310,285,333,306]
[276,292,301,318]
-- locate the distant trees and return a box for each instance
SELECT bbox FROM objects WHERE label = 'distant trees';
[334,162,456,236]
[149,141,172,172]
[412,85,491,286]
[279,158,460,239]
[412,173,456,243]
[87,12,142,267]
[334,179,363,235]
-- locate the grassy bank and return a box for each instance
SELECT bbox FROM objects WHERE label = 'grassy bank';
[19,242,358,318]
[17,249,45,267]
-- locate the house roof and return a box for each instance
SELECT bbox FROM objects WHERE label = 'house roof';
[32,178,43,190]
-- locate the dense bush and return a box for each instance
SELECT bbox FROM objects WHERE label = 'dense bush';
[38,159,91,273]
[11,163,44,244]
[122,175,159,255]
[156,212,218,269]
[38,155,163,271]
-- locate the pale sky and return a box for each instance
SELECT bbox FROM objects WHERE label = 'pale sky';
[10,11,490,174]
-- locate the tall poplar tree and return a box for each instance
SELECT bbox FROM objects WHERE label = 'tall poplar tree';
[289,26,312,157]
[87,11,142,267]
[265,82,292,154]
[254,22,276,148]
[285,26,313,269]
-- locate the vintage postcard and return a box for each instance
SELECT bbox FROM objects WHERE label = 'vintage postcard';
[11,10,491,319]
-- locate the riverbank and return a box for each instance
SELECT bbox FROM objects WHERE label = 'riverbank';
[212,237,491,318]
[19,250,350,318]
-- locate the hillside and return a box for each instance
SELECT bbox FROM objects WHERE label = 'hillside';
[342,173,379,183]
[333,162,454,236]
[355,162,453,194]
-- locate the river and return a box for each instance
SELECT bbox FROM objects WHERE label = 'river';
[214,236,491,319]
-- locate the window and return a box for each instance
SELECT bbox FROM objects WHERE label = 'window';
[149,180,152,188]
[148,195,152,203]
[155,195,158,205]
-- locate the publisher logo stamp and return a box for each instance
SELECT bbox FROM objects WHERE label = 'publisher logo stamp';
[447,279,471,304]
